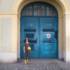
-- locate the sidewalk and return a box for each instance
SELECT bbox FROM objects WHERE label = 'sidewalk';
[0,59,70,70]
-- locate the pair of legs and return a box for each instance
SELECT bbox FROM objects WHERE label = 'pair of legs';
[24,52,31,64]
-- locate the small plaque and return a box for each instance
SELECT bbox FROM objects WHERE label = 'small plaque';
[46,33,51,39]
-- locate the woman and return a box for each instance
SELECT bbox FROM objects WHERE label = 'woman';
[24,38,31,64]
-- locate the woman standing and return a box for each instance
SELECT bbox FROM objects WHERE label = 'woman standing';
[24,37,31,64]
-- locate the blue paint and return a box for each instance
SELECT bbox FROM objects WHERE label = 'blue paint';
[20,3,58,59]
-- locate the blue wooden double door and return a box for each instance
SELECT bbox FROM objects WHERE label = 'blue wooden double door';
[20,16,58,59]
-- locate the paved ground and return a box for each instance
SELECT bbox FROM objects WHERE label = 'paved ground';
[0,59,70,70]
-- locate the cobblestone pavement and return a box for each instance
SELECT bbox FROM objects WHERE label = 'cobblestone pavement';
[0,59,70,70]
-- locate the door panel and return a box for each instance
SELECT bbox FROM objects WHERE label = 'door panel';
[40,17,58,58]
[20,17,39,58]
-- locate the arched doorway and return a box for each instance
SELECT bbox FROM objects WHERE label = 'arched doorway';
[20,2,58,59]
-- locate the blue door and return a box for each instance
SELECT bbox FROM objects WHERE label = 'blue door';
[40,17,58,58]
[20,3,58,59]
[20,17,40,58]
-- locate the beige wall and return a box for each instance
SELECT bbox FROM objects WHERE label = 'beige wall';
[0,15,18,62]
[0,0,70,62]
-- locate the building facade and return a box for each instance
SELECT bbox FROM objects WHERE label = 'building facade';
[0,0,70,63]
